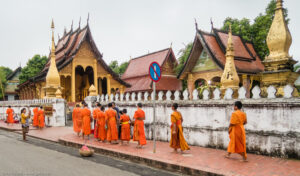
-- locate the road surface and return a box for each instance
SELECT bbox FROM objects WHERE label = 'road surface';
[0,130,180,176]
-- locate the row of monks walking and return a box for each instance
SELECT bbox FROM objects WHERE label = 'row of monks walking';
[73,101,247,160]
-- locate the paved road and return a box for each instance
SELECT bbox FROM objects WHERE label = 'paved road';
[0,130,180,176]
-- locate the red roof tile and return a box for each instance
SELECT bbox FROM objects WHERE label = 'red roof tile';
[122,48,171,79]
[124,76,181,92]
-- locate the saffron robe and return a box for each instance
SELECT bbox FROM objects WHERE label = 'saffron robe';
[72,107,82,133]
[169,111,190,151]
[81,108,91,135]
[93,108,101,138]
[96,110,106,141]
[120,114,131,141]
[133,108,146,145]
[38,109,45,128]
[227,110,247,158]
[33,107,39,127]
[6,108,14,123]
[105,108,118,141]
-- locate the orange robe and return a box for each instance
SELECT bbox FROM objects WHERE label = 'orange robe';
[81,108,91,135]
[38,109,45,128]
[133,108,146,145]
[6,108,14,123]
[72,107,82,133]
[227,110,247,158]
[33,107,39,127]
[169,111,190,151]
[93,108,101,138]
[97,110,106,141]
[105,108,118,141]
[120,114,131,141]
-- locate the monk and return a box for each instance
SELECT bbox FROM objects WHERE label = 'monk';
[32,107,39,127]
[96,106,106,142]
[133,103,146,148]
[38,106,45,129]
[6,106,14,125]
[225,101,247,162]
[170,103,190,153]
[105,103,118,144]
[120,109,131,144]
[72,104,82,137]
[81,103,91,140]
[93,103,101,139]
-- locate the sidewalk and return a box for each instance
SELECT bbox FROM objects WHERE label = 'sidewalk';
[0,121,299,176]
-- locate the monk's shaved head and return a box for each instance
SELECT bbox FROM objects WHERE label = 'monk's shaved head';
[234,101,242,109]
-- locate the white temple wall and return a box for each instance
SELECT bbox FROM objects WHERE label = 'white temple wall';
[0,98,66,127]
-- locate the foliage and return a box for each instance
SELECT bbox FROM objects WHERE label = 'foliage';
[0,66,13,99]
[19,54,48,84]
[221,0,289,59]
[175,42,193,75]
[108,60,129,75]
[196,85,219,99]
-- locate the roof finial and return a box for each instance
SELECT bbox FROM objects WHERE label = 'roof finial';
[87,13,90,24]
[79,17,81,28]
[226,24,234,56]
[57,33,60,40]
[194,18,198,30]
[276,0,283,9]
[71,20,73,31]
[64,26,67,35]
[210,17,214,32]
[170,42,173,48]
[51,19,55,56]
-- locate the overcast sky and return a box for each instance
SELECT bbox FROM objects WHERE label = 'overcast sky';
[0,0,299,70]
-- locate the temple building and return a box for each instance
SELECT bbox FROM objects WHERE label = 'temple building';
[4,67,21,101]
[18,21,129,102]
[178,25,264,98]
[122,48,182,92]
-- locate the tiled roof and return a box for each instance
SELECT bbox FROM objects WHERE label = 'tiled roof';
[124,76,181,92]
[122,48,182,92]
[21,23,129,87]
[178,28,264,78]
[122,48,172,79]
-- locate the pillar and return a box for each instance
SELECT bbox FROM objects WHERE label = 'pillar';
[93,60,98,95]
[71,63,76,102]
[107,74,111,97]
[120,85,124,94]
[242,74,250,98]
[187,73,194,100]
[99,78,102,95]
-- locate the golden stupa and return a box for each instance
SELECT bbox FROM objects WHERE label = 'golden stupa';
[44,20,61,98]
[220,25,240,97]
[261,0,299,97]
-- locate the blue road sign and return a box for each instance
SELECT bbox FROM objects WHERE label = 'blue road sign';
[149,62,161,82]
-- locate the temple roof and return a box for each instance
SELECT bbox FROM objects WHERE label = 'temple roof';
[122,48,182,92]
[6,67,21,81]
[178,28,264,79]
[21,23,129,87]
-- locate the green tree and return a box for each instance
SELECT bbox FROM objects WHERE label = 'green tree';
[19,54,48,84]
[118,61,129,75]
[109,60,129,75]
[175,42,193,75]
[175,42,193,90]
[222,0,289,59]
[0,66,13,99]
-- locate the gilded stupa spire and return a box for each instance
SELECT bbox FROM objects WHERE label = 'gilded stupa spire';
[265,0,292,61]
[221,24,240,90]
[45,19,60,89]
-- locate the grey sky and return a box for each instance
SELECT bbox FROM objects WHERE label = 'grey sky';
[0,0,299,70]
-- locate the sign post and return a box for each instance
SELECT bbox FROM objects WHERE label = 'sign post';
[149,62,161,153]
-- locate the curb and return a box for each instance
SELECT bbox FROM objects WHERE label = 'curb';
[59,139,224,176]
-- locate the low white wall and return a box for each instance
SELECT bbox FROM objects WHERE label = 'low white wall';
[0,98,66,127]
[86,96,300,159]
